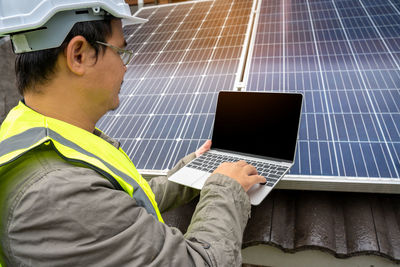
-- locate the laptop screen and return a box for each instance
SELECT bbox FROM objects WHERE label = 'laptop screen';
[212,91,303,162]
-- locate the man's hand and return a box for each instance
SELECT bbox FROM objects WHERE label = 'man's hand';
[195,140,212,157]
[213,160,266,192]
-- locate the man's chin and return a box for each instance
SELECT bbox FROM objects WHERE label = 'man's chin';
[110,101,120,111]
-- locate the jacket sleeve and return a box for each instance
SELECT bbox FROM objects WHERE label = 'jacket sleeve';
[148,152,200,212]
[4,166,250,267]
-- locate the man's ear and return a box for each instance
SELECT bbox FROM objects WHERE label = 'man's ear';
[65,36,94,76]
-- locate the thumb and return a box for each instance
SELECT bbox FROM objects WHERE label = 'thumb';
[204,140,212,149]
[195,140,212,157]
[254,175,267,184]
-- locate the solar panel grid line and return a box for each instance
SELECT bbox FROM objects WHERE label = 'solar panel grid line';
[97,15,184,143]
[246,0,400,180]
[282,0,286,93]
[144,119,184,169]
[251,40,398,53]
[346,23,390,174]
[99,0,399,182]
[106,0,253,172]
[369,93,399,135]
[296,6,324,176]
[329,92,356,176]
[330,13,388,177]
[148,2,227,169]
[306,0,341,175]
[245,63,399,74]
[98,97,137,133]
[388,0,400,16]
[262,20,280,91]
[310,60,336,173]
[128,6,193,83]
[310,2,382,178]
[357,0,400,70]
[167,1,245,168]
[330,0,400,178]
[120,3,203,160]
[95,15,156,134]
[165,8,253,167]
[125,23,149,45]
[114,115,140,139]
[146,99,206,170]
[253,27,398,44]
[98,7,172,133]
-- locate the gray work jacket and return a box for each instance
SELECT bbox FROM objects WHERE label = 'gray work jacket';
[0,132,251,266]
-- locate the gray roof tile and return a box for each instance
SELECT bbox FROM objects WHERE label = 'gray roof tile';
[163,190,400,263]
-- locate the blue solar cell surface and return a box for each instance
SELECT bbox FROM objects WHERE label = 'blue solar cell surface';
[247,0,400,178]
[97,0,253,170]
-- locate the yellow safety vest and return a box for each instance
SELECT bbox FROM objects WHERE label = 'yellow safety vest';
[0,101,163,222]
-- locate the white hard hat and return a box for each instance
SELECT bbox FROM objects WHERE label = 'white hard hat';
[0,0,147,53]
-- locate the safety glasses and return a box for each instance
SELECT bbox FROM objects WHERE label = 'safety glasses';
[96,41,133,66]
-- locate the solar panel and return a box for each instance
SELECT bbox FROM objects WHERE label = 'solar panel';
[97,0,255,171]
[246,0,400,188]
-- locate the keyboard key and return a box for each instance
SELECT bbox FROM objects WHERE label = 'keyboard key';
[188,152,289,180]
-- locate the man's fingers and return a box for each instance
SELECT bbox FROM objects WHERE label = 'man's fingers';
[258,175,267,184]
[244,164,258,175]
[236,160,247,167]
[234,160,258,175]
[195,140,212,157]
[251,175,267,184]
[199,140,211,151]
[213,160,267,192]
[203,140,211,149]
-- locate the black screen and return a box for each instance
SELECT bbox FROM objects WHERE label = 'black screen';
[212,91,303,162]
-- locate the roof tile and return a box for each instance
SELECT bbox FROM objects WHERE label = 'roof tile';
[162,190,400,263]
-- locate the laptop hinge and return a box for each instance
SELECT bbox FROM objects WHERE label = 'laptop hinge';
[211,148,293,165]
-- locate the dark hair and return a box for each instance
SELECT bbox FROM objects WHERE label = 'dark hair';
[15,17,113,95]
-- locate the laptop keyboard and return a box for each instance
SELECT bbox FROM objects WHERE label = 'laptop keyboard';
[186,152,288,187]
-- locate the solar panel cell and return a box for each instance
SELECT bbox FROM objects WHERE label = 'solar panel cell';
[247,0,400,180]
[99,0,399,188]
[98,0,253,171]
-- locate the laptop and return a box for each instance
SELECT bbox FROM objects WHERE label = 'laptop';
[168,91,303,205]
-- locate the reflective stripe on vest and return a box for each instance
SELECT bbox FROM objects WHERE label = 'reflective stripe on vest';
[0,101,163,222]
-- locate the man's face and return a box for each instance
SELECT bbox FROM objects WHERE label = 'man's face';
[88,19,127,113]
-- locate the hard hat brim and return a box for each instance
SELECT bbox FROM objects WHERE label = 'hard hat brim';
[121,15,148,26]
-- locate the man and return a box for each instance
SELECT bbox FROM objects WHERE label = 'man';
[0,1,266,266]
